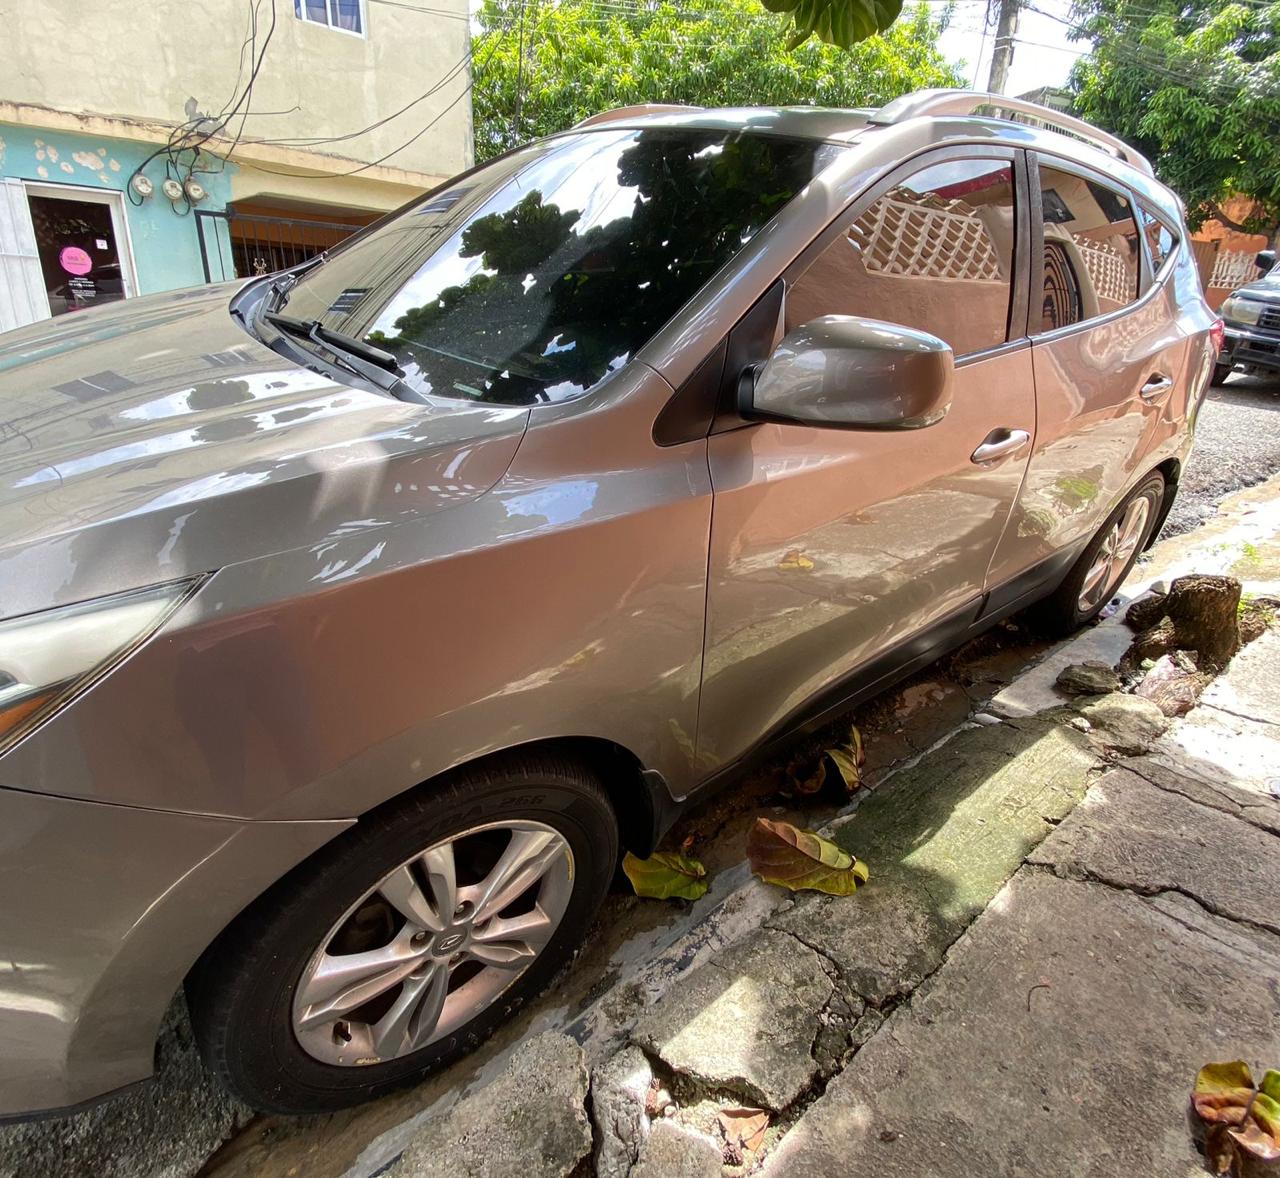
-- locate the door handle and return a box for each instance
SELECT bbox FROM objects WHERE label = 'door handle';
[971,428,1031,464]
[1140,374,1174,400]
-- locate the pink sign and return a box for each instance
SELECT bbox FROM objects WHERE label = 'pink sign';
[59,246,93,276]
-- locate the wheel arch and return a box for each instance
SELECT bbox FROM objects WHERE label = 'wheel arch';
[354,735,679,859]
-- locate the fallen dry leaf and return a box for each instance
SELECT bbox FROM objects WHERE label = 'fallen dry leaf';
[1191,1060,1280,1173]
[718,1106,770,1152]
[746,817,869,895]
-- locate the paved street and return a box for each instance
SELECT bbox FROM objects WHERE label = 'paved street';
[1164,373,1280,536]
[3,411,1280,1178]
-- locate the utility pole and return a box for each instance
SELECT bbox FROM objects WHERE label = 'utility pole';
[986,0,1020,95]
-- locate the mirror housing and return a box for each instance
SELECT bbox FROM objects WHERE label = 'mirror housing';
[740,315,954,431]
[1256,249,1276,274]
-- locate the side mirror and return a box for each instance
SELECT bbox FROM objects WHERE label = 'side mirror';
[1256,249,1276,274]
[740,316,954,431]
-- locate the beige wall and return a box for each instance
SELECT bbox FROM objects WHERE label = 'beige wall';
[1,0,472,193]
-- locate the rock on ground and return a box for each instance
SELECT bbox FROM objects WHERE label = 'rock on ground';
[630,1120,721,1178]
[1074,692,1169,755]
[385,1033,590,1178]
[1054,661,1121,696]
[760,870,1280,1177]
[630,928,835,1112]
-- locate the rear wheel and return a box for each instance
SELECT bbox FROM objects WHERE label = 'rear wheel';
[187,753,617,1114]
[1027,473,1165,638]
[1211,361,1232,386]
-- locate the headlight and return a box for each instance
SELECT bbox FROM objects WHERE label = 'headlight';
[0,578,202,755]
[1221,296,1264,326]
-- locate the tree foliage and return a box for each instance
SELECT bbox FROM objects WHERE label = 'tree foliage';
[1068,0,1280,233]
[471,0,964,161]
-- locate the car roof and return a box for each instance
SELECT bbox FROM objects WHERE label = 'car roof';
[566,90,1159,188]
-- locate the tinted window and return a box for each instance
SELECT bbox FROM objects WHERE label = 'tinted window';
[276,129,841,405]
[1038,164,1142,332]
[1137,200,1178,276]
[788,157,1016,357]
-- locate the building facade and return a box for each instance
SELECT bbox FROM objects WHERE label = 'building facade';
[0,0,472,332]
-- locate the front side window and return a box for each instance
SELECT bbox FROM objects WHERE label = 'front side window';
[274,129,840,404]
[1037,163,1142,332]
[295,0,363,34]
[787,156,1016,357]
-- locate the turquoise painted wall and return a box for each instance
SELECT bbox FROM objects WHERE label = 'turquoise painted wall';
[0,122,235,295]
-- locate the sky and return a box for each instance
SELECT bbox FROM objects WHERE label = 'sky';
[934,0,1086,96]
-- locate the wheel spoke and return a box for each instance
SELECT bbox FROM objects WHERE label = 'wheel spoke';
[371,961,449,1056]
[380,843,456,933]
[470,830,567,924]
[468,906,556,970]
[466,940,539,969]
[1114,501,1150,562]
[1080,552,1113,601]
[295,941,425,1029]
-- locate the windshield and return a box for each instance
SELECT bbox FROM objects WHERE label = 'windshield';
[272,128,842,405]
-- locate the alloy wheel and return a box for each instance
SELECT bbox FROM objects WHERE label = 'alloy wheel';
[291,820,573,1066]
[1077,495,1152,613]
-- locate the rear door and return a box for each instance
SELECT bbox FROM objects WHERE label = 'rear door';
[986,154,1189,589]
[697,147,1037,774]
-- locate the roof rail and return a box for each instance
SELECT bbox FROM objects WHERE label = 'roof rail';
[573,104,702,129]
[868,89,1154,177]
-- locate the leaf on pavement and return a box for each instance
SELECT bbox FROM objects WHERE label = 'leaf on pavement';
[824,724,866,793]
[1191,1061,1280,1172]
[746,817,869,895]
[718,1106,770,1152]
[622,851,709,901]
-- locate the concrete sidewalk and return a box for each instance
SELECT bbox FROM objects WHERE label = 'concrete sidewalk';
[760,632,1280,1175]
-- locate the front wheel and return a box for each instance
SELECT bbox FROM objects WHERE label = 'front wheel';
[187,753,618,1114]
[1026,473,1165,638]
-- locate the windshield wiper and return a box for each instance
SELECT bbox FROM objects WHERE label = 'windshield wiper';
[263,312,402,374]
[263,252,328,313]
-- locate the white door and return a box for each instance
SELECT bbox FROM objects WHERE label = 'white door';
[0,178,47,333]
[1,181,139,332]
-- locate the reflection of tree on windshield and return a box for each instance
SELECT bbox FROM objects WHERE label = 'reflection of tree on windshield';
[367,130,825,405]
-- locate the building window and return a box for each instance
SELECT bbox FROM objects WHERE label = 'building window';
[295,0,364,35]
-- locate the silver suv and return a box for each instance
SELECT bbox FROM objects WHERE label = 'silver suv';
[0,90,1213,1118]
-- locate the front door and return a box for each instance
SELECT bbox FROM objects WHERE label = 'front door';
[25,183,136,318]
[697,148,1036,773]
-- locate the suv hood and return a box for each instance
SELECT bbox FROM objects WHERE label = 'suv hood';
[0,286,528,618]
[1230,273,1280,304]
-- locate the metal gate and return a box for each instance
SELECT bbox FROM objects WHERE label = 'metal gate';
[196,209,362,283]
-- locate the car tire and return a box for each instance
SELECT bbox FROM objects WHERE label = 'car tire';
[1026,472,1166,639]
[1211,362,1232,386]
[186,752,618,1114]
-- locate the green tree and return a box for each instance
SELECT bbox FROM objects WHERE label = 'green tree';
[1068,0,1280,234]
[472,0,964,161]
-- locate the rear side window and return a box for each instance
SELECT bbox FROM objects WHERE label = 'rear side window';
[788,157,1016,357]
[1037,163,1142,333]
[1137,200,1179,276]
